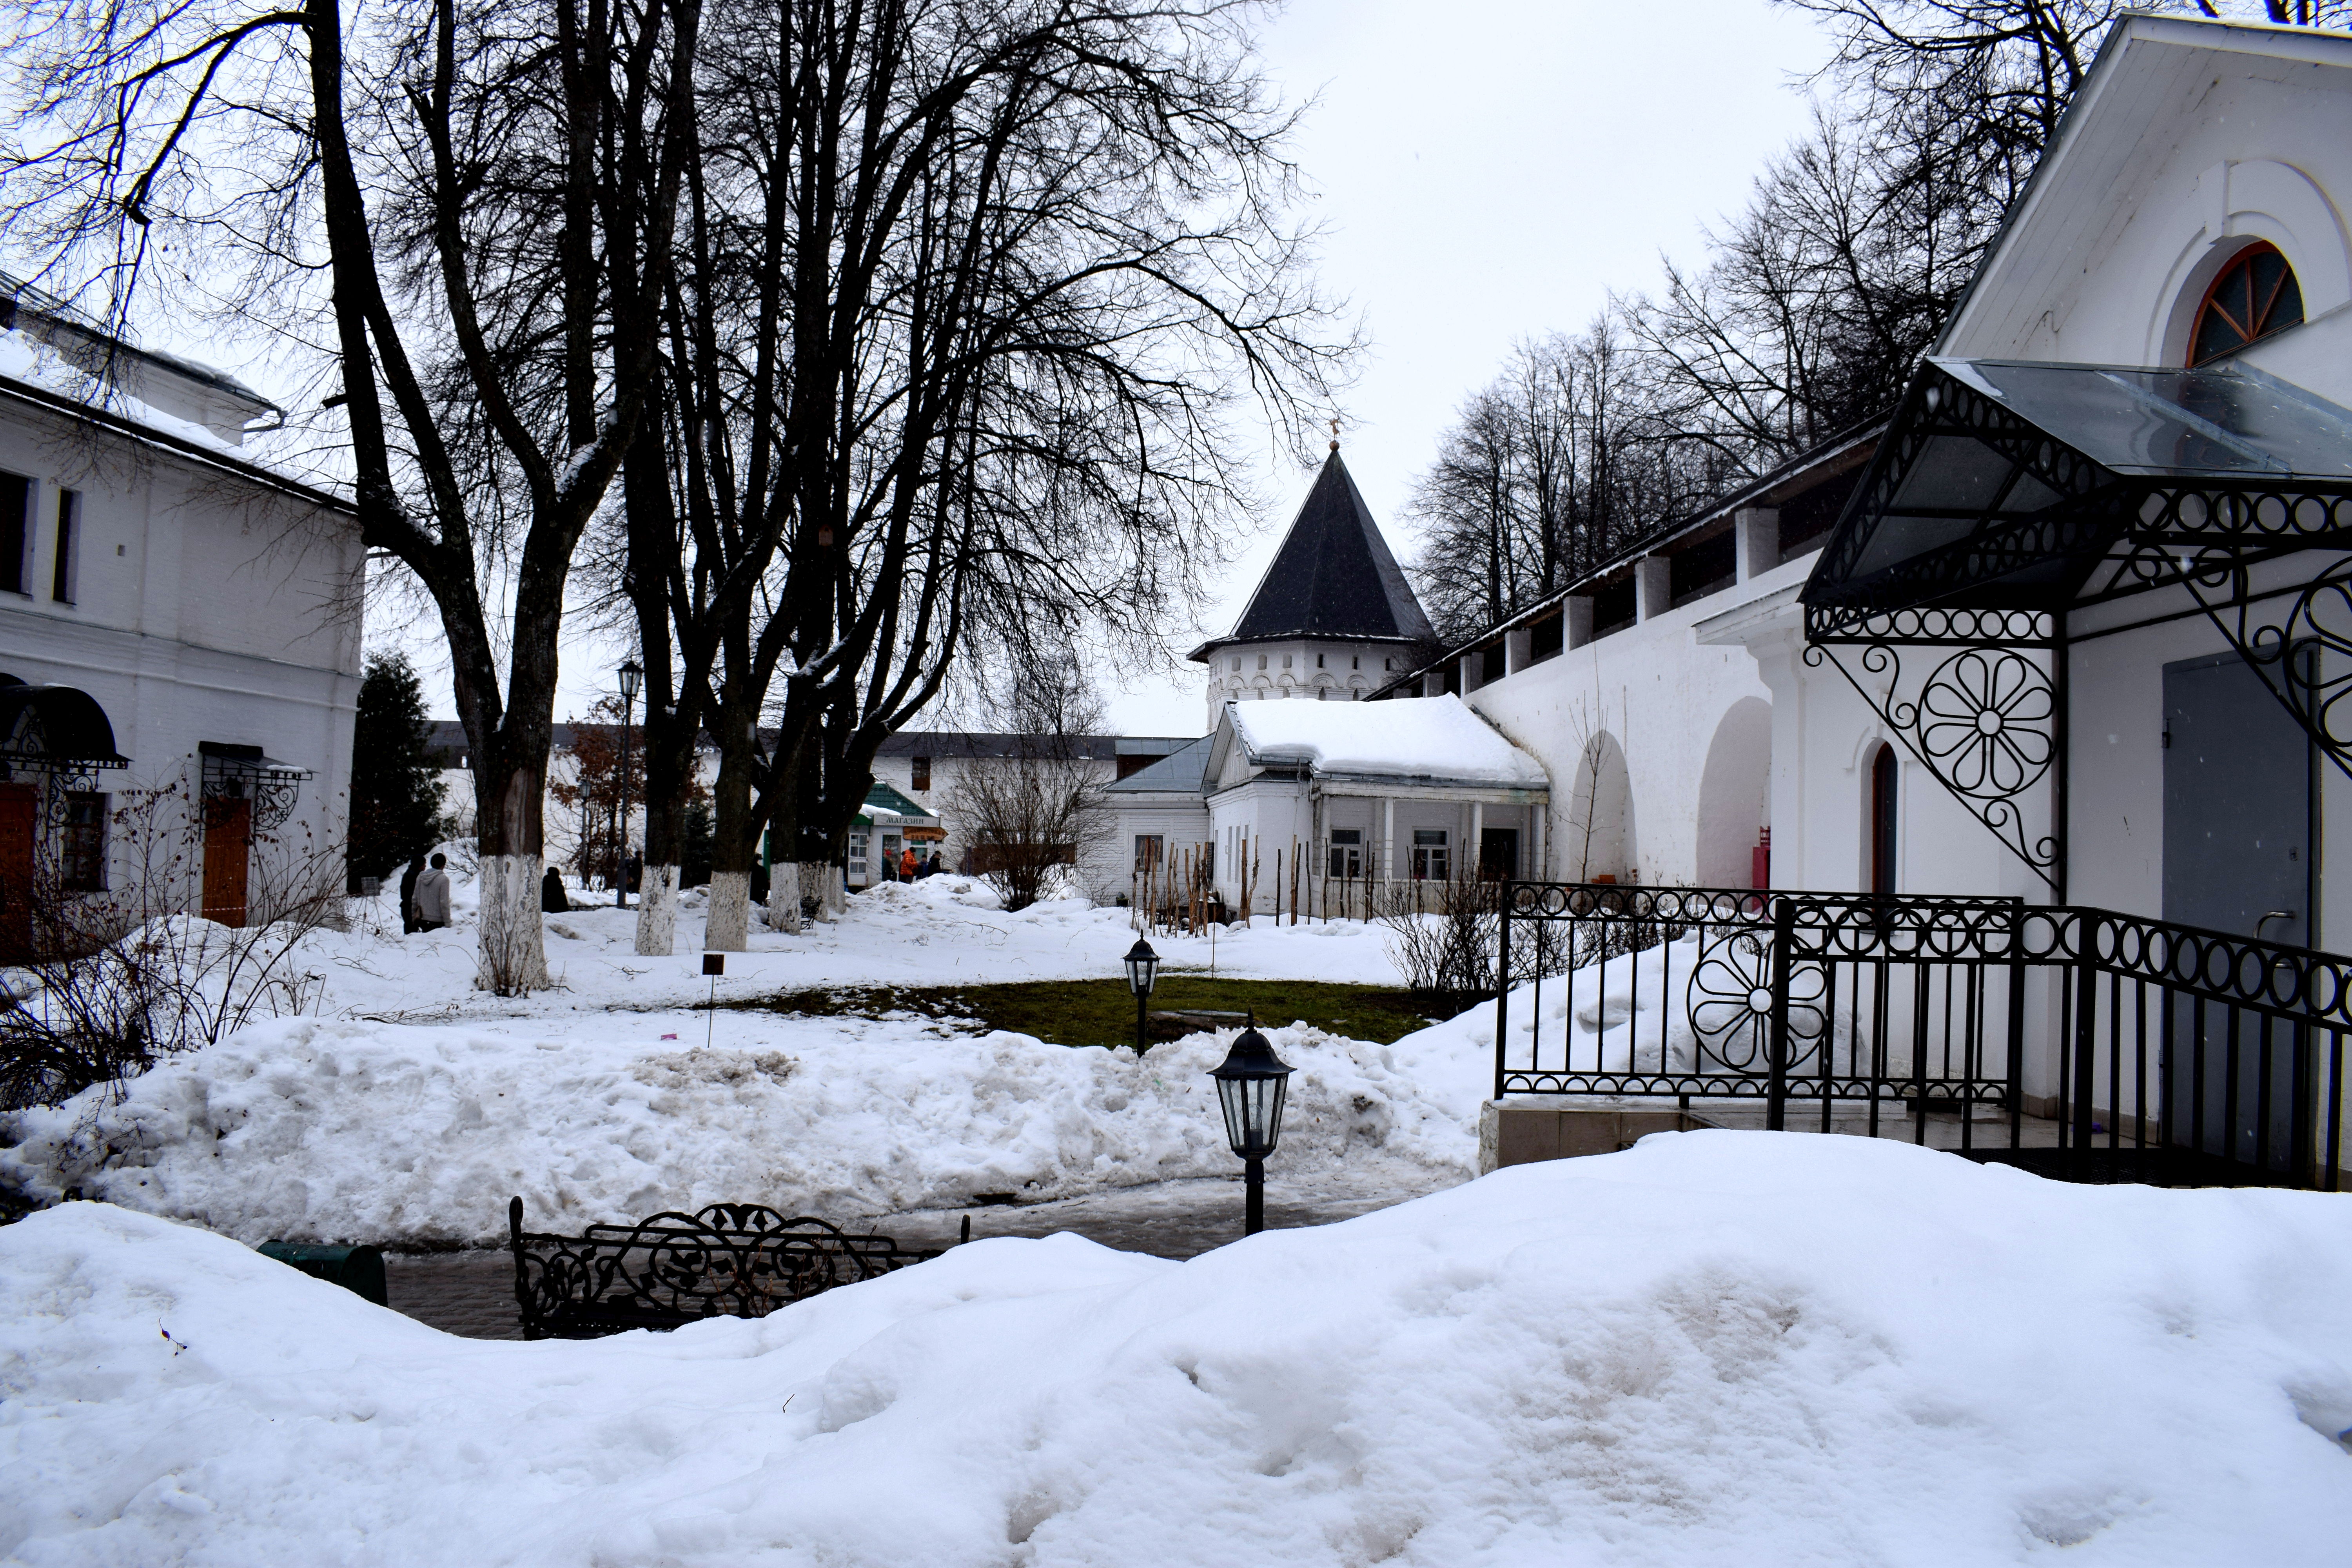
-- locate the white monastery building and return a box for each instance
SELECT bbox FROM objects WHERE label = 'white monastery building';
[1380,14,2352,1187]
[0,281,361,944]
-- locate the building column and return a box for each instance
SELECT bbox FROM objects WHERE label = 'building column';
[1735,507,1780,581]
[1471,800,1484,879]
[1383,797,1396,888]
[1458,651,1481,693]
[1421,670,1446,698]
[1503,626,1532,676]
[1635,556,1674,623]
[1564,595,1594,651]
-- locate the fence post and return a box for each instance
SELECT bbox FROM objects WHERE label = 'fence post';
[1768,896,1794,1131]
[2005,903,2027,1152]
[2071,914,2099,1167]
[1494,881,1513,1103]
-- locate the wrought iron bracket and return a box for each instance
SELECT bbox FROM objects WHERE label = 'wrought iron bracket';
[2172,545,2352,784]
[200,744,309,832]
[1804,605,2062,894]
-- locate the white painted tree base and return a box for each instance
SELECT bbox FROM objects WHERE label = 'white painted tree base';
[808,862,846,920]
[635,865,679,956]
[764,862,801,932]
[704,869,750,950]
[475,853,552,994]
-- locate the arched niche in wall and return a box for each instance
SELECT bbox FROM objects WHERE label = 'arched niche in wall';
[1562,730,1635,883]
[1695,696,1771,889]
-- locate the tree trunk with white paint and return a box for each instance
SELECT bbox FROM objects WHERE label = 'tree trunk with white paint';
[807,860,845,919]
[704,868,750,950]
[476,853,552,993]
[764,860,801,931]
[635,864,679,954]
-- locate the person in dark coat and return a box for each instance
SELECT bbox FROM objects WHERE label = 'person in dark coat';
[399,853,426,934]
[541,866,570,912]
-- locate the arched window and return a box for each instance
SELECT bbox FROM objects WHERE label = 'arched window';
[2189,243,2304,367]
[1869,744,1898,897]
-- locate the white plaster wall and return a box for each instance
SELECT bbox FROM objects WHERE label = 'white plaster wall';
[0,401,362,897]
[1198,639,1413,727]
[1464,551,1813,889]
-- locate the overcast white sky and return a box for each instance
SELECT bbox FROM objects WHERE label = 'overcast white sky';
[1085,0,1835,735]
[344,0,1835,731]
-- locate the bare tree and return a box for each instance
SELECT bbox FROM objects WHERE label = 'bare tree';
[589,0,1349,952]
[3,0,702,993]
[941,659,1111,913]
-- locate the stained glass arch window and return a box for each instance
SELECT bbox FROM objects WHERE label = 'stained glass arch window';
[2189,243,2304,367]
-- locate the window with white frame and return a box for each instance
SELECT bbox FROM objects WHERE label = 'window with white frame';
[848,832,869,877]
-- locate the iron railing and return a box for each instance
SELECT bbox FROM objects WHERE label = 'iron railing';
[1495,882,2348,1190]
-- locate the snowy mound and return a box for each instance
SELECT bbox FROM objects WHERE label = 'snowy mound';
[4,1133,2348,1565]
[0,1011,1487,1245]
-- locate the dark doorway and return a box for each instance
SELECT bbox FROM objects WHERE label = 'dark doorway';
[2163,650,2314,1174]
[0,782,34,958]
[2164,652,2311,943]
[1869,744,1898,896]
[202,797,252,927]
[1479,828,1518,881]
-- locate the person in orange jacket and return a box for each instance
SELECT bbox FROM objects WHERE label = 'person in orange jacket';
[899,844,920,881]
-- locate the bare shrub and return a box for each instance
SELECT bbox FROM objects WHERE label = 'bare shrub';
[1,783,341,1109]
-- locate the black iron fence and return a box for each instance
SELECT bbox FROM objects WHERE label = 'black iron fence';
[1495,883,2349,1190]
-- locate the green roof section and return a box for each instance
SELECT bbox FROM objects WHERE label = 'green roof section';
[858,780,940,822]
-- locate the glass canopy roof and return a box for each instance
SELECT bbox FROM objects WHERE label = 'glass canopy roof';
[1803,357,2352,617]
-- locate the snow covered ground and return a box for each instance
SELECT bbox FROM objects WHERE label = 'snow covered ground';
[5,1132,2348,1566]
[2,876,1484,1244]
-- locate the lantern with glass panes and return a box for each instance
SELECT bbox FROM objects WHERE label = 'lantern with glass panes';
[1209,1020,1293,1236]
[1122,938,1160,1054]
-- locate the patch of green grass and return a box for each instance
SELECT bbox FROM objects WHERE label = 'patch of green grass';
[739,977,1435,1049]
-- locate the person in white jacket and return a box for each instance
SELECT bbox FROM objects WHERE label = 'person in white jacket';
[412,853,454,932]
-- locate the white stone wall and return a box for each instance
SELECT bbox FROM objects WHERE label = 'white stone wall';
[0,395,362,899]
[1198,640,1416,728]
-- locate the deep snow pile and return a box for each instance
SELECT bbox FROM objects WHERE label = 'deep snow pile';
[0,1011,1483,1245]
[0,894,1707,1244]
[4,1133,2348,1567]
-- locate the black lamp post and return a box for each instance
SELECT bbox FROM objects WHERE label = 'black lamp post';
[1122,937,1160,1054]
[616,659,643,908]
[1209,1020,1293,1236]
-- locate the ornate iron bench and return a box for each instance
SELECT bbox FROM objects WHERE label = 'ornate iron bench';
[507,1196,942,1340]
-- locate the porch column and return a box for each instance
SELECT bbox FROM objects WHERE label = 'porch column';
[1471,800,1483,878]
[1383,797,1396,889]
[1421,671,1446,698]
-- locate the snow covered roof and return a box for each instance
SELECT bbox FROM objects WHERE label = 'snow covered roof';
[1221,695,1546,790]
[1189,450,1436,659]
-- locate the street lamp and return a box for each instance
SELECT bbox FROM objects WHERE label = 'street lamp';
[616,659,643,909]
[1209,1019,1293,1237]
[1122,937,1160,1054]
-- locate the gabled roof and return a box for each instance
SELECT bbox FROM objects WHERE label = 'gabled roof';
[1189,450,1436,660]
[1104,734,1214,795]
[858,780,939,823]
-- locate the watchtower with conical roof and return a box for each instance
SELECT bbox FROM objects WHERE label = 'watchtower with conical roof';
[1187,449,1436,728]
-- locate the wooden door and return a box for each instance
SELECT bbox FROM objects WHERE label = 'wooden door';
[0,782,34,960]
[202,798,251,927]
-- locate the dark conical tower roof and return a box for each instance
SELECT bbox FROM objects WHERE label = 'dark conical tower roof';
[1189,450,1436,661]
